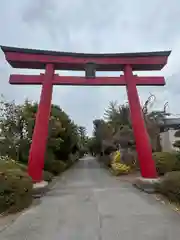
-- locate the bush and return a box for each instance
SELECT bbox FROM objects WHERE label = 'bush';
[174,152,180,171]
[43,171,53,182]
[121,150,138,169]
[0,155,54,182]
[157,171,180,203]
[65,153,79,168]
[0,169,33,214]
[44,160,67,175]
[78,149,85,158]
[110,151,131,175]
[0,156,27,172]
[153,152,178,175]
[111,151,121,164]
[173,140,180,149]
[111,163,131,176]
[69,153,79,162]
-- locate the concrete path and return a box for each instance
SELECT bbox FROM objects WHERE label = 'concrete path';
[1,156,180,239]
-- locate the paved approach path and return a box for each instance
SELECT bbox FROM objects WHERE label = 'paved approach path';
[1,156,180,239]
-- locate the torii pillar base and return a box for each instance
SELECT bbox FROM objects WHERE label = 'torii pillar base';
[133,177,161,193]
[32,181,49,198]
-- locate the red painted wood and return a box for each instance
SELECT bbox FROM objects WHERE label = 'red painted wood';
[28,64,54,182]
[2,46,170,182]
[9,74,165,86]
[10,74,44,84]
[5,51,168,71]
[125,65,157,178]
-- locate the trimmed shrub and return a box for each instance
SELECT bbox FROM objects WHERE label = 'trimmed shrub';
[110,150,131,175]
[111,163,131,176]
[174,152,180,171]
[174,130,180,137]
[43,171,53,182]
[66,153,79,168]
[0,169,33,214]
[153,152,178,175]
[0,156,27,172]
[121,150,138,169]
[44,160,67,175]
[69,153,79,162]
[111,150,121,164]
[0,156,54,182]
[157,171,180,203]
[78,149,86,158]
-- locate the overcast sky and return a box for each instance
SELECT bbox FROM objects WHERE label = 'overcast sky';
[0,0,180,135]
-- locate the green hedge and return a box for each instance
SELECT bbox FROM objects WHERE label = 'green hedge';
[44,160,67,175]
[68,153,79,163]
[0,158,53,182]
[156,171,180,203]
[98,151,180,176]
[121,150,139,170]
[0,153,80,213]
[0,169,33,214]
[174,152,180,171]
[0,157,27,172]
[43,171,54,182]
[0,156,56,213]
[153,152,180,175]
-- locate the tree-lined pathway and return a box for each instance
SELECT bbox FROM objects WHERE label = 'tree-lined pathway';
[1,156,180,239]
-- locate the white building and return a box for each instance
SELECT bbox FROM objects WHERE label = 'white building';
[159,117,180,152]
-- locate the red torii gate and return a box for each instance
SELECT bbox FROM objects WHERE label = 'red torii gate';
[1,46,171,182]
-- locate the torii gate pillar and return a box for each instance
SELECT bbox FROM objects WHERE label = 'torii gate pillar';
[125,65,157,178]
[28,64,54,181]
[1,46,171,182]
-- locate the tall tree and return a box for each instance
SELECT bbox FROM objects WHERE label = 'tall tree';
[0,96,83,164]
[104,101,130,132]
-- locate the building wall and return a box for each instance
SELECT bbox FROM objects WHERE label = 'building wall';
[160,129,180,152]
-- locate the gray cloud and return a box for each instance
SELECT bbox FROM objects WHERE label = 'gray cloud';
[1,0,180,134]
